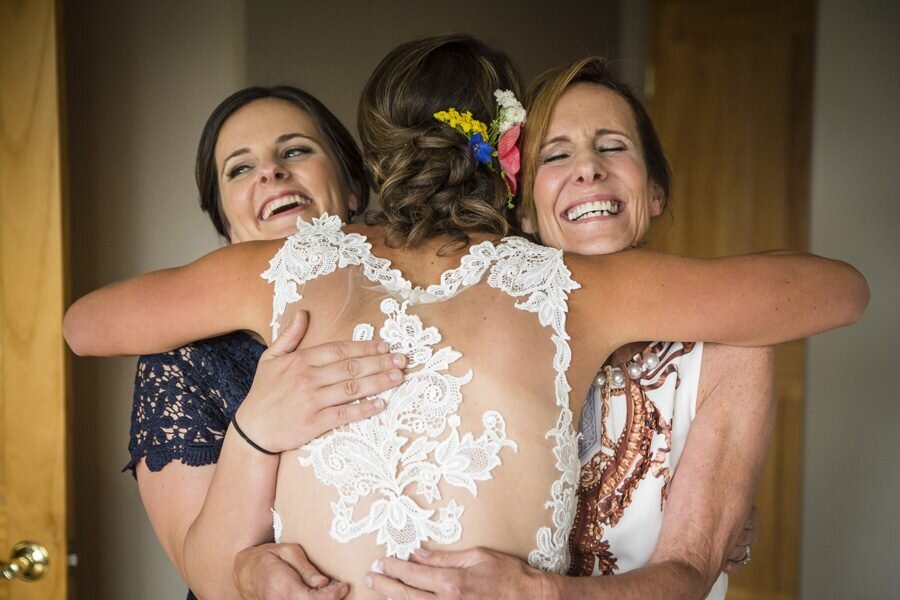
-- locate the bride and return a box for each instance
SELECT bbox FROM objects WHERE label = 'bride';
[64,35,868,598]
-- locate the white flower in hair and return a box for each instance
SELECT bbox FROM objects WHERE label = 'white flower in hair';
[494,89,526,133]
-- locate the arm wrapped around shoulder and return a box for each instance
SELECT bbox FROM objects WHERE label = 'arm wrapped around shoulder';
[64,240,278,357]
[568,250,870,350]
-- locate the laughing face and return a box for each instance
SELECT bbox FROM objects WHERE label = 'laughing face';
[531,83,663,254]
[215,98,358,242]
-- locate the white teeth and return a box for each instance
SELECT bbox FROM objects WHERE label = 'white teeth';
[261,194,311,220]
[566,200,619,221]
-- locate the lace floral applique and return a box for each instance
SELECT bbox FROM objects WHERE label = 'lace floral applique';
[262,215,580,571]
[298,298,517,559]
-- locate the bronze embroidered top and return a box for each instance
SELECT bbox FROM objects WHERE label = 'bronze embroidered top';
[569,341,726,593]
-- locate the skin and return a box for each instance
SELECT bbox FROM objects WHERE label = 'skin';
[217,97,359,242]
[64,91,868,599]
[131,98,394,599]
[64,221,866,599]
[365,84,776,599]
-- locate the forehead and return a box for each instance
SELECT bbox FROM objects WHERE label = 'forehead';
[215,98,319,161]
[545,83,638,139]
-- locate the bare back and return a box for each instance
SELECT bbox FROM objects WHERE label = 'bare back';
[266,217,584,595]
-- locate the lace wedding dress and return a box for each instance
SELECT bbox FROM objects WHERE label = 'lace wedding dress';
[263,215,581,581]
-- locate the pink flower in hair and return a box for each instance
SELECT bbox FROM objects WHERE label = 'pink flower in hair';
[498,123,522,196]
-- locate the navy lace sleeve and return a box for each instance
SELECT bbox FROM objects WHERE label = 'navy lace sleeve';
[124,331,266,475]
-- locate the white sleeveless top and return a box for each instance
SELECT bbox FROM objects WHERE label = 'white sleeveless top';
[571,341,727,598]
[261,215,581,573]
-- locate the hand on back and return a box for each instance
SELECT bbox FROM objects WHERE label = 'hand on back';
[235,311,406,453]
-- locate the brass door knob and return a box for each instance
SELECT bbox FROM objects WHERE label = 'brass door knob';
[1,541,49,581]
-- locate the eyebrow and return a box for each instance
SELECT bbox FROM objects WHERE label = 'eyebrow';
[541,128,631,149]
[222,133,318,166]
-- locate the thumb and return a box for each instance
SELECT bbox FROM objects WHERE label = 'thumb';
[267,311,309,356]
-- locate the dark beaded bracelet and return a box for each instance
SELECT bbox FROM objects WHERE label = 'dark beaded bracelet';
[231,414,278,456]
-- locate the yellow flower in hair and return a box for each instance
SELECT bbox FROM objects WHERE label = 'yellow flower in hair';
[435,109,488,139]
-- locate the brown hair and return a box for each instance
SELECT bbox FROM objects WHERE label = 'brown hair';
[521,57,671,237]
[358,35,523,248]
[196,85,368,240]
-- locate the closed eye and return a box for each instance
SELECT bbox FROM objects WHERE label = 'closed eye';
[541,152,570,164]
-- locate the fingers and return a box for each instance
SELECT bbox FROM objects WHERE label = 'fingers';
[267,311,310,357]
[312,358,405,406]
[312,352,406,391]
[364,571,435,600]
[302,339,393,367]
[307,582,351,599]
[233,543,350,600]
[378,556,449,592]
[271,544,330,589]
[410,547,479,569]
[318,397,387,430]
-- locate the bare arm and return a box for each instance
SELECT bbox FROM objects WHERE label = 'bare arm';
[647,344,774,587]
[569,250,868,353]
[134,314,404,599]
[64,240,280,356]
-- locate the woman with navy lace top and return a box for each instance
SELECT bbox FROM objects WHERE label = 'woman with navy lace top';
[126,85,407,599]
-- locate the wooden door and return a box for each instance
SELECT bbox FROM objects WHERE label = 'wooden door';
[647,1,814,599]
[0,0,69,598]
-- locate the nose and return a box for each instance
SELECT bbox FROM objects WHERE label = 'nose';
[258,159,290,184]
[574,153,607,184]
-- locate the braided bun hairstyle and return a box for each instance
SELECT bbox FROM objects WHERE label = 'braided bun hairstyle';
[359,35,523,248]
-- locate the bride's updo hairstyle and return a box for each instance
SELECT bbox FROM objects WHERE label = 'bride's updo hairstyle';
[359,35,523,248]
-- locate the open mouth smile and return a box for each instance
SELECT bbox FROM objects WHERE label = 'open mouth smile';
[565,199,622,222]
[260,194,312,221]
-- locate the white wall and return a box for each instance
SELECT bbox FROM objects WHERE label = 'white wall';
[801,1,900,597]
[65,1,247,597]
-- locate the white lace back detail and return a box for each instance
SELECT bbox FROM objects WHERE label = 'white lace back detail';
[261,215,581,571]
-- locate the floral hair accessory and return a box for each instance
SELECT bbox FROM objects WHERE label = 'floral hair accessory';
[434,89,526,208]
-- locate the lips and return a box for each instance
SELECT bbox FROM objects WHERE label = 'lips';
[259,193,312,221]
[565,198,622,222]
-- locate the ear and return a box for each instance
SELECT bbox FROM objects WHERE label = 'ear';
[648,182,665,218]
[520,213,537,235]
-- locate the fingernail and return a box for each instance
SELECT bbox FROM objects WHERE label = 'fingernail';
[378,342,390,353]
[374,398,385,410]
[364,574,373,588]
[311,574,328,586]
[389,369,402,382]
[392,353,405,366]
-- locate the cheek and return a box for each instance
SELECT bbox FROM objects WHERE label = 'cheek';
[532,174,560,225]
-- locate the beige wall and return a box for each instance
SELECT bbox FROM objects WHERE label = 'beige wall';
[64,2,618,597]
[65,1,247,597]
[801,1,900,597]
[240,1,620,134]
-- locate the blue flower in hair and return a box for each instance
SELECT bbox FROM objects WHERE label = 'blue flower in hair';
[467,133,495,164]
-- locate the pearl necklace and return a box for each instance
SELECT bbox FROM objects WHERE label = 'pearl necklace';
[593,351,661,390]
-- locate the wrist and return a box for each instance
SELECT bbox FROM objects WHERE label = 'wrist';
[231,409,279,456]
